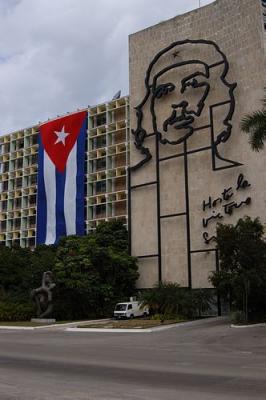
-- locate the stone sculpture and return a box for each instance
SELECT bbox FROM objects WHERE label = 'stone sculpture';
[31,271,56,318]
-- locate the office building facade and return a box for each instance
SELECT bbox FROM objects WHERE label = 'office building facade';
[129,0,266,288]
[0,96,129,248]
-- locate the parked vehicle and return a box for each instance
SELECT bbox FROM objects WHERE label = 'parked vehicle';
[113,301,149,319]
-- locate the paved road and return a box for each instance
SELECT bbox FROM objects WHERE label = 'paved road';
[0,319,266,400]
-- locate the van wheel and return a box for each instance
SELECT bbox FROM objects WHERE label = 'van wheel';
[143,312,148,318]
[130,314,134,319]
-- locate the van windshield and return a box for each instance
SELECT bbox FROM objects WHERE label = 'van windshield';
[115,304,127,311]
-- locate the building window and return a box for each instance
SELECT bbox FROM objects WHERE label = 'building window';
[1,201,7,211]
[95,204,106,218]
[31,155,38,165]
[29,195,36,206]
[95,180,106,194]
[14,218,21,230]
[93,158,106,172]
[16,139,24,150]
[95,114,106,127]
[31,135,38,146]
[92,136,106,149]
[30,175,37,185]
[3,162,9,173]
[0,221,6,232]
[28,216,36,228]
[15,178,22,188]
[14,198,22,209]
[16,159,23,169]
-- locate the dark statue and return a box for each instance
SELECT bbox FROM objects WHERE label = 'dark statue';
[31,271,56,318]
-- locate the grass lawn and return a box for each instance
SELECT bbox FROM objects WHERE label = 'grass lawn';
[0,321,49,327]
[0,319,109,327]
[78,318,187,329]
[0,320,72,327]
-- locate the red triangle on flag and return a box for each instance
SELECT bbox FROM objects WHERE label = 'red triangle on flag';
[40,111,87,173]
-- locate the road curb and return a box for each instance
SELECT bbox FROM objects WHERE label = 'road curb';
[66,327,153,333]
[231,322,266,329]
[0,326,35,330]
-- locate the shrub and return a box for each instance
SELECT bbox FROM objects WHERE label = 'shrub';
[140,282,183,316]
[0,302,34,321]
[140,283,214,320]
[230,311,246,324]
[209,216,266,322]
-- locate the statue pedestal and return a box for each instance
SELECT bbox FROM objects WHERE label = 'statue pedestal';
[31,318,56,324]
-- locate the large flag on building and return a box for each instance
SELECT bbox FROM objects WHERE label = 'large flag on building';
[37,111,87,245]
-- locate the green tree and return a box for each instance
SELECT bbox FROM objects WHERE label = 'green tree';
[0,245,34,320]
[241,95,266,151]
[0,245,32,301]
[188,289,214,318]
[30,244,57,287]
[0,221,137,321]
[53,222,138,320]
[209,217,266,322]
[94,220,129,251]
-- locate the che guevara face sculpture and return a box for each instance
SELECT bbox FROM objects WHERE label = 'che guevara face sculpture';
[131,39,239,171]
[151,61,210,145]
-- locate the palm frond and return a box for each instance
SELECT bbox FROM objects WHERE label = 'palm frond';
[240,110,266,132]
[249,127,266,151]
[241,108,266,151]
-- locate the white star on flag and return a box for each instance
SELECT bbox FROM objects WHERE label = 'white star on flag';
[54,126,69,146]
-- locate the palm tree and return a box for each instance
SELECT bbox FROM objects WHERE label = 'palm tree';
[241,94,266,151]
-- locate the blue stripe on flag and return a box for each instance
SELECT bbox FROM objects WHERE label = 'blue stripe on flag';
[36,137,47,244]
[55,169,67,243]
[76,116,87,236]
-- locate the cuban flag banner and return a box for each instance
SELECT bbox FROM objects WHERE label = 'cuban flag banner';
[37,111,87,245]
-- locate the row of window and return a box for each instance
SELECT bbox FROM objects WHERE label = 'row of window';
[0,155,38,172]
[0,238,36,247]
[0,137,38,153]
[0,195,36,211]
[90,154,127,172]
[0,216,36,232]
[0,175,37,191]
[89,202,127,219]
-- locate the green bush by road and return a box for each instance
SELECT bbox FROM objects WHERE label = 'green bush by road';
[0,221,138,321]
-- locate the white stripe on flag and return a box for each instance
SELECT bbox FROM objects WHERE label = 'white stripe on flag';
[44,151,56,244]
[64,142,77,235]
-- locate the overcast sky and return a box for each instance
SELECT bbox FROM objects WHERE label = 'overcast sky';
[0,0,214,135]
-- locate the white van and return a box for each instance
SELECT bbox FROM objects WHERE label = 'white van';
[113,301,149,319]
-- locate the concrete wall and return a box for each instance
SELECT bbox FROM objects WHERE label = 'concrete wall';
[129,0,266,288]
